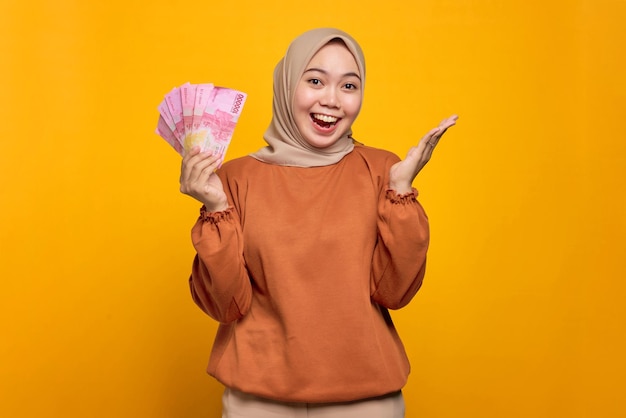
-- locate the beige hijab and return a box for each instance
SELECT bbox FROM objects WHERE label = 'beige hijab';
[250,28,366,167]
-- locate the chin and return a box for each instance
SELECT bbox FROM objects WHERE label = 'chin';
[309,139,335,149]
[302,130,348,150]
[307,138,341,149]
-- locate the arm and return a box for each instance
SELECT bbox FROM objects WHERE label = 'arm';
[371,115,458,308]
[370,188,429,309]
[189,207,252,323]
[180,147,251,323]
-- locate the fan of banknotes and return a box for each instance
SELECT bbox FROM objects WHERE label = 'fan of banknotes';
[155,82,247,159]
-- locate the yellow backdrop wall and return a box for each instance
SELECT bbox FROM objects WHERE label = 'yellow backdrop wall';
[1,0,624,417]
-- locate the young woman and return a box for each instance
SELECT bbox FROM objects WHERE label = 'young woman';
[179,27,457,418]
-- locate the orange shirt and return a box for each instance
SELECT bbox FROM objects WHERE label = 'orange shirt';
[189,144,430,403]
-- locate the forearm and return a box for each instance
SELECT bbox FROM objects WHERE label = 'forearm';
[370,189,430,309]
[189,207,252,323]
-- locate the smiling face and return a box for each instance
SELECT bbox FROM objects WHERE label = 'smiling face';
[292,40,362,149]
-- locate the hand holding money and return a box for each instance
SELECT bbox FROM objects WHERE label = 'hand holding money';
[155,82,247,164]
[179,147,229,212]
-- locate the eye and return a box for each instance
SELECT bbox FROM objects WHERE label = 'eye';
[308,78,322,86]
[344,82,359,90]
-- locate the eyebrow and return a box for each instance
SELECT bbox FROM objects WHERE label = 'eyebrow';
[303,68,361,80]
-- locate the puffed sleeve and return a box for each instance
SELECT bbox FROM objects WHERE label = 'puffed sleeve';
[370,188,430,309]
[189,206,252,323]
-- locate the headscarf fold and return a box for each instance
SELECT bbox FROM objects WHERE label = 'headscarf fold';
[250,28,366,167]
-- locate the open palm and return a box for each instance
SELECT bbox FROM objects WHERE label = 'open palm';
[389,115,458,193]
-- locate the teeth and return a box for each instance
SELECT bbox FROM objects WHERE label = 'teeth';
[312,114,338,123]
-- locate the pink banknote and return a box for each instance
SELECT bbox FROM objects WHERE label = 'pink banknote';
[155,115,183,154]
[155,82,247,159]
[190,86,247,160]
[181,83,197,137]
[164,87,185,141]
[192,83,214,131]
[157,100,176,137]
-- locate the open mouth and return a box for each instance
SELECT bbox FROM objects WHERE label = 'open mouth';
[311,113,340,129]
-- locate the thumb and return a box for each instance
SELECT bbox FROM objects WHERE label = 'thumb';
[405,146,421,160]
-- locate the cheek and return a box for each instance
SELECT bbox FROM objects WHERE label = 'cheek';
[344,95,362,117]
[294,88,316,111]
[292,93,312,132]
[293,98,311,124]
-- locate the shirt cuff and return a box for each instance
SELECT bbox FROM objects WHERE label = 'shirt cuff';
[385,188,419,204]
[199,205,234,224]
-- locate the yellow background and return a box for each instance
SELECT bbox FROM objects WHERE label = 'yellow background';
[1,0,624,417]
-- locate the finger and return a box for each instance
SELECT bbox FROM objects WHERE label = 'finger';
[413,116,457,159]
[182,152,220,184]
[429,115,458,146]
[438,115,458,131]
[195,155,222,185]
[182,146,202,165]
[409,134,437,165]
[439,114,458,126]
[405,117,458,177]
[181,147,203,179]
[406,143,435,173]
[420,127,442,149]
[189,153,221,182]
[180,154,222,199]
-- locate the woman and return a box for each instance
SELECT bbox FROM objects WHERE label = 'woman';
[180,27,457,418]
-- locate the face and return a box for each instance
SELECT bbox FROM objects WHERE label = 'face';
[293,41,362,149]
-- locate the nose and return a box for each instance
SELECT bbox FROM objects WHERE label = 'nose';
[320,87,340,109]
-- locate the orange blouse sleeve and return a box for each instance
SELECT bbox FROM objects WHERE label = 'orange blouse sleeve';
[370,188,430,309]
[188,206,252,323]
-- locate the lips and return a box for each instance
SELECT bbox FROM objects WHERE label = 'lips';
[311,113,340,130]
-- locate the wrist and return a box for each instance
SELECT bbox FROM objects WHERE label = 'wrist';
[203,203,229,212]
[388,182,413,195]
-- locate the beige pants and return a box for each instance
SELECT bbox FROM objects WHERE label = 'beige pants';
[222,388,405,418]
